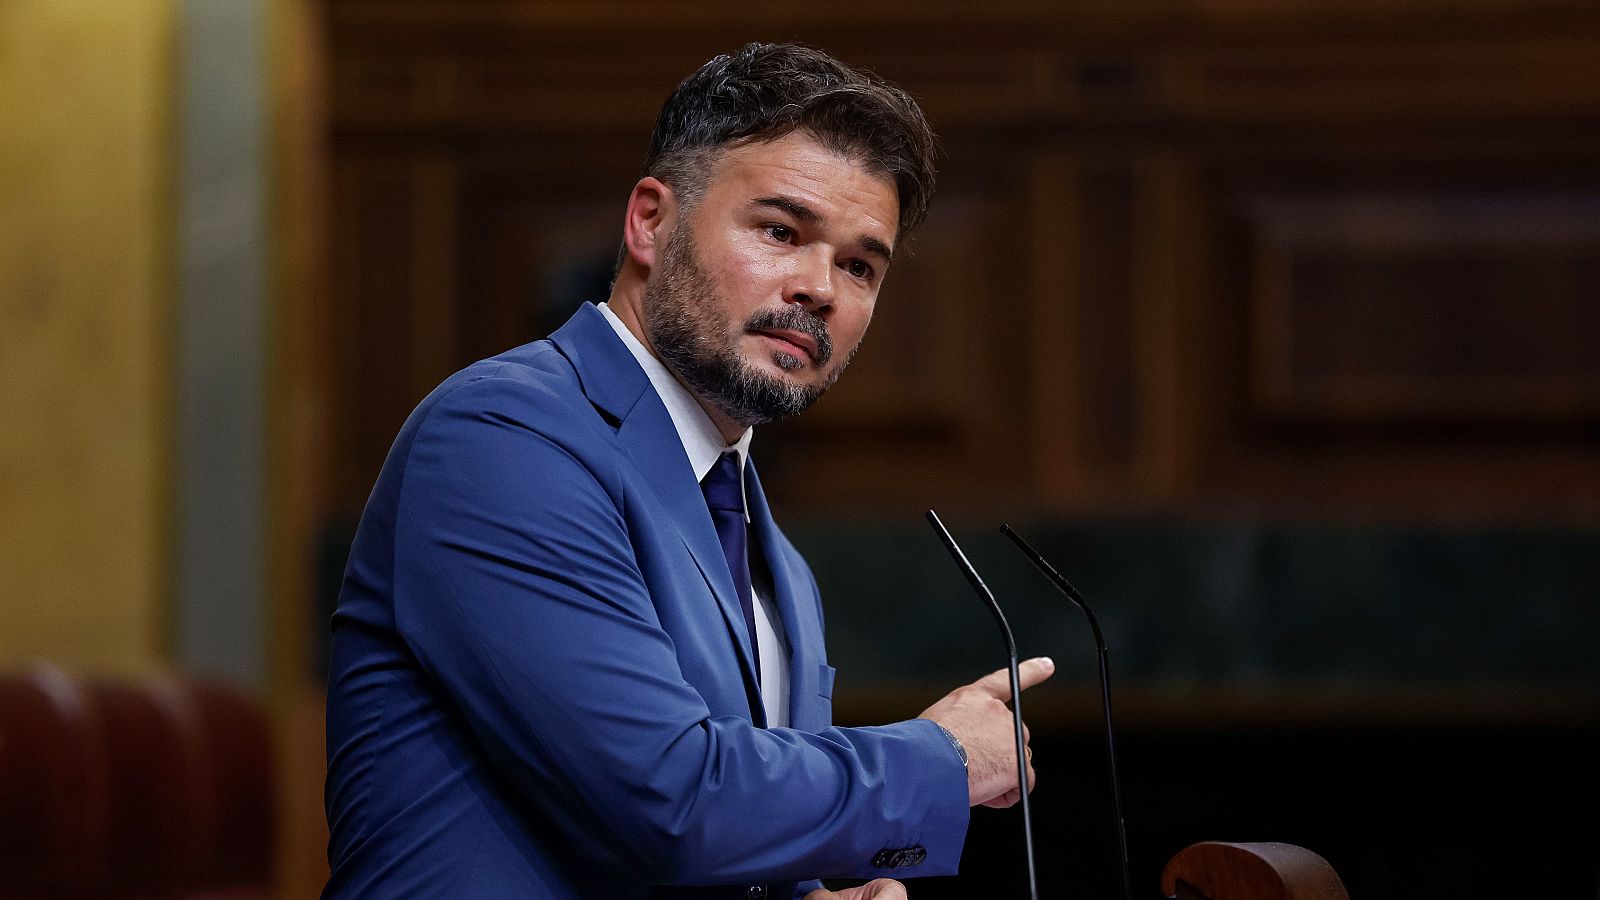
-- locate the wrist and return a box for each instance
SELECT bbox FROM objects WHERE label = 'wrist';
[932,722,967,769]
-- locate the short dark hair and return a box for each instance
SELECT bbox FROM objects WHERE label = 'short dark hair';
[643,43,939,238]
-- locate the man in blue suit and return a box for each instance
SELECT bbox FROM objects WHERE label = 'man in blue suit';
[324,43,1054,899]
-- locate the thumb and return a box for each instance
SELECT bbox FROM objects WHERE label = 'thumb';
[859,879,908,899]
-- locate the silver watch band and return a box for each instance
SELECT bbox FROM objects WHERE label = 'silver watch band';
[934,722,968,769]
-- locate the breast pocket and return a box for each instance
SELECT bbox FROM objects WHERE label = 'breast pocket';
[816,663,837,724]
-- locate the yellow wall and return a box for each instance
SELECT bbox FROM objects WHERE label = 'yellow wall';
[0,0,173,672]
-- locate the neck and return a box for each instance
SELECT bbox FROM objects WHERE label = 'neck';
[607,280,748,446]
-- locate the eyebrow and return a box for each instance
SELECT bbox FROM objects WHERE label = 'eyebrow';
[752,196,895,263]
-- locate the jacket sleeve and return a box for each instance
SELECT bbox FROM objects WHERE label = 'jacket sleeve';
[390,377,969,886]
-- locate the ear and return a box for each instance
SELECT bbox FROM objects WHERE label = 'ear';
[622,176,677,271]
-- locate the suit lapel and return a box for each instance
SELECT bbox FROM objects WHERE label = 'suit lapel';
[745,460,819,731]
[617,407,766,719]
[549,305,765,716]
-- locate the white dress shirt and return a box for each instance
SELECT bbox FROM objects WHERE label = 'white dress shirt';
[598,302,791,728]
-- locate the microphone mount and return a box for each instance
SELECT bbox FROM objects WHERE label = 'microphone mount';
[925,510,1039,900]
[1000,524,1133,900]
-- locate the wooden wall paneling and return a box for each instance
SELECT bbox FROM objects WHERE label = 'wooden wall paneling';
[330,50,463,133]
[455,141,649,361]
[324,8,1178,138]
[407,153,460,403]
[1246,191,1600,423]
[1026,150,1087,505]
[1029,148,1180,510]
[975,157,1049,508]
[329,44,1056,137]
[837,47,1060,130]
[1250,204,1296,423]
[320,1,1600,526]
[460,188,622,358]
[460,196,543,366]
[1160,34,1600,126]
[1196,157,1600,519]
[1076,159,1141,494]
[327,151,461,509]
[1131,152,1210,503]
[331,156,411,508]
[327,155,366,515]
[926,174,1032,503]
[268,1,335,895]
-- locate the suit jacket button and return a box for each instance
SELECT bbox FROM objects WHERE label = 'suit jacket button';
[901,846,927,867]
[747,886,767,899]
[872,849,895,868]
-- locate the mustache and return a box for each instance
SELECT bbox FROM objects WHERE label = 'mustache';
[745,306,833,365]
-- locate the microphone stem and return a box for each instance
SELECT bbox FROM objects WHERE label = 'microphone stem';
[1009,654,1040,900]
[926,512,1041,900]
[1000,524,1134,900]
[1098,646,1132,900]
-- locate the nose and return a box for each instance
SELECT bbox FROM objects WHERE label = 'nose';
[783,247,834,318]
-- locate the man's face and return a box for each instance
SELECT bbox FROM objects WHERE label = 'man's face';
[641,131,899,428]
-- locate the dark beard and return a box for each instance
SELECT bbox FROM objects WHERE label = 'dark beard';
[641,223,857,427]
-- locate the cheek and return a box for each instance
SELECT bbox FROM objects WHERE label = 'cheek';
[830,303,874,357]
[843,300,874,339]
[711,255,784,311]
[717,230,786,286]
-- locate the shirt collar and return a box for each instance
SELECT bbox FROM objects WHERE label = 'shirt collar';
[599,302,754,517]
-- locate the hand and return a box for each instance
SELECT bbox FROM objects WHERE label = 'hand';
[805,879,907,899]
[918,656,1054,808]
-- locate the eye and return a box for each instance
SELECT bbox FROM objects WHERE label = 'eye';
[844,258,875,281]
[764,224,794,243]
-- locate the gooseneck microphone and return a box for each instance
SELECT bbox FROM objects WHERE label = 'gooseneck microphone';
[1000,524,1133,900]
[925,510,1038,900]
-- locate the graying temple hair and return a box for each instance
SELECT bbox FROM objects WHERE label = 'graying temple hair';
[641,42,939,236]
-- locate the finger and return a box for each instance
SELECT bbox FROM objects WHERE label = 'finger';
[970,666,1013,697]
[971,657,1055,700]
[1017,656,1056,691]
[982,787,1021,809]
[861,878,908,899]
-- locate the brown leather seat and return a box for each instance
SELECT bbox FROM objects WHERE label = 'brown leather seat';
[185,680,274,892]
[88,676,209,893]
[0,665,273,900]
[0,662,110,896]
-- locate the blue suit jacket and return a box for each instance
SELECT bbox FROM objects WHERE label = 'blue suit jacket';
[323,304,968,899]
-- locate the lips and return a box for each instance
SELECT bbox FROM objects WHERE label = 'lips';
[754,329,818,363]
[745,306,833,365]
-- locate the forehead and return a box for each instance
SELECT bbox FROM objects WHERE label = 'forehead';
[702,132,900,245]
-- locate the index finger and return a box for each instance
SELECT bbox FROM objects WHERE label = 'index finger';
[971,656,1055,700]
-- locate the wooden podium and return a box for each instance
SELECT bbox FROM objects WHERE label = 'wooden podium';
[1162,842,1349,900]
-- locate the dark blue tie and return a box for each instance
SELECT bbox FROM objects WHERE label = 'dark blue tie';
[700,452,760,677]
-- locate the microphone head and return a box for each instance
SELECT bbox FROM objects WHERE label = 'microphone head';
[925,509,1017,659]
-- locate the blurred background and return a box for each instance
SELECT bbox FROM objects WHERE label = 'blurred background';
[3,1,1599,897]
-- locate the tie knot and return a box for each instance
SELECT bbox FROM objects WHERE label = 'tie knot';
[700,452,745,515]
